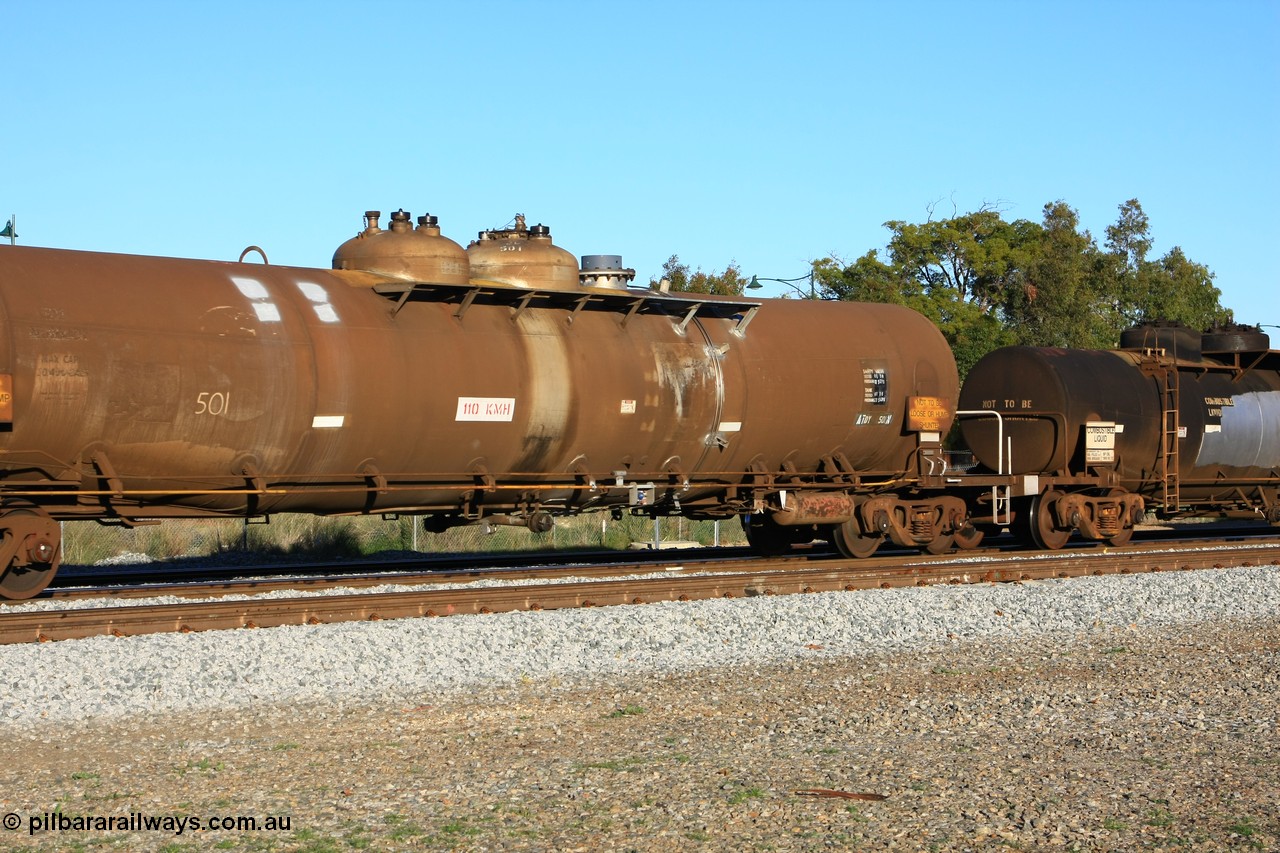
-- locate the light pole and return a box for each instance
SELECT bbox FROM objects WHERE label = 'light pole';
[0,215,16,246]
[745,269,817,299]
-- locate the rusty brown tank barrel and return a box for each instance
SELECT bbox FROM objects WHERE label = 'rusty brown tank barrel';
[0,211,961,596]
[0,250,955,512]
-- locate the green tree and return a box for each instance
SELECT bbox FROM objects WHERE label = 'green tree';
[1102,198,1231,330]
[814,198,1230,378]
[1141,246,1231,326]
[878,207,1035,315]
[814,207,1031,377]
[651,255,750,296]
[1003,201,1114,348]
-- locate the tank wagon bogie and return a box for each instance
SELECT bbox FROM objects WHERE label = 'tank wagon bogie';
[959,322,1280,547]
[0,209,964,598]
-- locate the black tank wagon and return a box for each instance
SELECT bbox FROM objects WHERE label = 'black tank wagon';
[959,323,1280,547]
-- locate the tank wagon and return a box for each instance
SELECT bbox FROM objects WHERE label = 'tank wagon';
[0,210,963,598]
[958,323,1280,547]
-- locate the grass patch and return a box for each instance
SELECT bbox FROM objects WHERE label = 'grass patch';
[607,704,646,718]
[62,513,749,565]
[728,787,765,805]
[175,758,223,776]
[1226,817,1257,837]
[440,818,483,836]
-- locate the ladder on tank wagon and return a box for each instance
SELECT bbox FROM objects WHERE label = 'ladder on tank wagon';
[1159,369,1181,511]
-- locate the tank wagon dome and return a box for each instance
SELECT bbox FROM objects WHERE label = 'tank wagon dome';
[1201,323,1271,354]
[467,213,580,291]
[332,209,470,284]
[1119,320,1202,360]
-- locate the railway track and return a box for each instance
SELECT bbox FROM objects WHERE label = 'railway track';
[36,523,1280,603]
[4,537,1278,645]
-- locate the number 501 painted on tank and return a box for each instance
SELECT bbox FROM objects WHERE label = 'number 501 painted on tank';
[195,392,231,416]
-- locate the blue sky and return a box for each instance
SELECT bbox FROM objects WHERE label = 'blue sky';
[4,1,1278,326]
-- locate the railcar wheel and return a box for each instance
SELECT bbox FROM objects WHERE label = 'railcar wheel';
[952,525,984,550]
[1104,526,1134,547]
[832,517,882,559]
[0,508,62,601]
[1028,491,1071,550]
[923,533,955,555]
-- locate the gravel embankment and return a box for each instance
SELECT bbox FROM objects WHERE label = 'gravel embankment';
[1,566,1277,851]
[4,566,1279,723]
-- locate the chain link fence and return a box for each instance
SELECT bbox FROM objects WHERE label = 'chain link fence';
[59,513,748,566]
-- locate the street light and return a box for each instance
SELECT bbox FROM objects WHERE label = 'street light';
[745,270,818,299]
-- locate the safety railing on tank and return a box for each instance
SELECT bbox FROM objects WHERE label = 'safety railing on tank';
[955,410,1012,527]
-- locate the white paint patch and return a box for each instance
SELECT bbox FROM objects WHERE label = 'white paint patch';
[312,415,345,428]
[252,303,281,322]
[232,277,269,300]
[296,281,328,302]
[313,304,340,323]
[232,276,281,323]
[717,421,742,433]
[297,281,340,324]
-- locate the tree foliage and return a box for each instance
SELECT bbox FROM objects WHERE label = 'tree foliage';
[650,255,750,296]
[814,199,1231,377]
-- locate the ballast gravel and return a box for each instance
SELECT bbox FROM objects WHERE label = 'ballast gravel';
[3,566,1279,722]
[1,565,1277,851]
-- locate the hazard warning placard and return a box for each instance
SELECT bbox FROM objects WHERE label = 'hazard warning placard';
[907,396,951,432]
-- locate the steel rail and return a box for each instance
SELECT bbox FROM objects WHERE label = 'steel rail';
[40,527,1280,602]
[3,541,1278,645]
